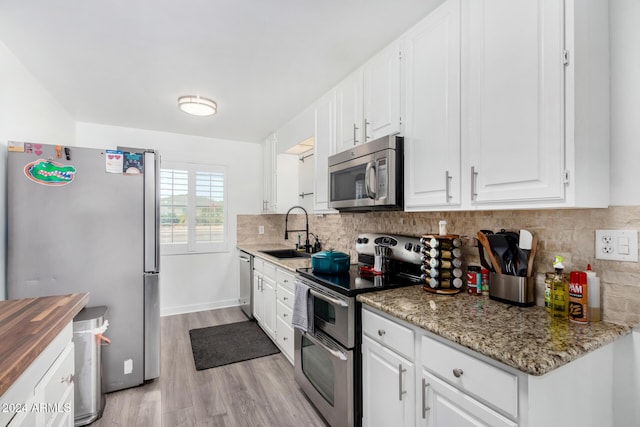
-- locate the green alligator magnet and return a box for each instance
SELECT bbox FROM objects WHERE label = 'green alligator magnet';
[24,159,77,186]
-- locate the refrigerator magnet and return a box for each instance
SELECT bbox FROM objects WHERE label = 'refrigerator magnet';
[24,159,77,186]
[105,149,124,174]
[123,152,144,175]
[8,141,25,152]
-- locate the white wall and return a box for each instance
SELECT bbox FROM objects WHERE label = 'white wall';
[76,123,262,316]
[610,0,640,205]
[0,41,76,300]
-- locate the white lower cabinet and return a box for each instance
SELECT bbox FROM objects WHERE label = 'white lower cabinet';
[420,370,516,427]
[253,258,276,339]
[362,306,618,427]
[1,324,74,427]
[362,335,415,427]
[253,258,296,365]
[275,268,295,364]
[362,307,416,427]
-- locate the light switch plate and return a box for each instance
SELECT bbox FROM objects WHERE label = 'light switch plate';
[595,230,639,262]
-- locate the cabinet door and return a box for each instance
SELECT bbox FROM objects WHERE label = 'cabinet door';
[364,40,402,141]
[262,136,277,212]
[464,0,565,205]
[313,91,337,213]
[362,335,415,427]
[335,69,364,153]
[404,0,461,210]
[421,371,517,427]
[262,275,277,339]
[252,271,263,323]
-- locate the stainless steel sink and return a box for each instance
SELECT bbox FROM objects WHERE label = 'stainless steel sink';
[259,249,312,259]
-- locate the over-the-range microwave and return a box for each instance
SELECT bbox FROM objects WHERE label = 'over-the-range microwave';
[328,135,403,211]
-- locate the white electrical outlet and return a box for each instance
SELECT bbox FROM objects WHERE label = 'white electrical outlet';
[258,225,265,235]
[595,230,639,262]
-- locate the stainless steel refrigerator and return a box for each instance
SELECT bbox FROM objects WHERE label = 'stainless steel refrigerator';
[6,143,160,392]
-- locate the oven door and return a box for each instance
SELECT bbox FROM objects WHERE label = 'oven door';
[299,278,355,349]
[294,328,354,427]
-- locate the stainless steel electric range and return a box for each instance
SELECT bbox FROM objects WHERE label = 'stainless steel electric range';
[293,233,424,427]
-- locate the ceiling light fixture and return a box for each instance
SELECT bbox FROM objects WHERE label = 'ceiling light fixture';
[178,95,217,116]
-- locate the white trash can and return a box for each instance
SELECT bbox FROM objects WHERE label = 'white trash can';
[73,306,109,426]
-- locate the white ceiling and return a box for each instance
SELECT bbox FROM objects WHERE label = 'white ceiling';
[0,0,443,143]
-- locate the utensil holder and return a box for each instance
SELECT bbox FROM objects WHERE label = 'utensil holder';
[489,273,535,307]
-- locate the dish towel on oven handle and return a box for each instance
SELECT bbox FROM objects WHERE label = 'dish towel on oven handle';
[292,280,314,333]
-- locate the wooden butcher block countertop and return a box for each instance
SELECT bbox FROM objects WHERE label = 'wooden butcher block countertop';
[0,293,89,396]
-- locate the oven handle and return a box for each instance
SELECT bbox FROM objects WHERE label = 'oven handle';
[309,288,349,307]
[300,330,348,361]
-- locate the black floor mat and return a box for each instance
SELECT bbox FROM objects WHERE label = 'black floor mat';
[189,321,280,370]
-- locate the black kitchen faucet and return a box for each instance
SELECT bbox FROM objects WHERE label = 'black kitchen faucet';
[284,205,310,253]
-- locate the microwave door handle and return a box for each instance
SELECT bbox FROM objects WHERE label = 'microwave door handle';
[309,289,349,307]
[300,331,348,361]
[365,160,377,199]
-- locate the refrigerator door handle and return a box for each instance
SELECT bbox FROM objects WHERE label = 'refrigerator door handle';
[144,151,160,273]
[144,273,160,380]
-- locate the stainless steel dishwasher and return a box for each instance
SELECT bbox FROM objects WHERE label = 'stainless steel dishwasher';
[239,251,253,319]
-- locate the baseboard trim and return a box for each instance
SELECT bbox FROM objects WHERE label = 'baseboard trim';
[161,299,240,317]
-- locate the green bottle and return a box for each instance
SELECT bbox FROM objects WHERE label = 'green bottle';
[551,256,569,319]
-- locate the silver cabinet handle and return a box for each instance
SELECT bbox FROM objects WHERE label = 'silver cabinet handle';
[445,170,452,202]
[398,364,407,401]
[471,166,478,201]
[283,313,288,318]
[353,123,359,145]
[364,119,371,141]
[453,368,464,378]
[422,378,431,418]
[283,296,288,301]
[61,374,74,385]
[377,329,385,337]
[309,288,349,307]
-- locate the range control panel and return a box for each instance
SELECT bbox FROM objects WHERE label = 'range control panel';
[355,233,422,265]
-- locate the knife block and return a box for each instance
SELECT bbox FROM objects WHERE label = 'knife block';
[489,273,535,307]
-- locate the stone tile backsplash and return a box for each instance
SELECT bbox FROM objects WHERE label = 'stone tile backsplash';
[237,206,640,326]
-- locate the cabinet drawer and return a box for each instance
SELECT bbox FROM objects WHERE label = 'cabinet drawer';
[362,308,414,361]
[276,269,295,292]
[421,335,518,418]
[276,316,294,363]
[263,261,277,279]
[36,342,74,426]
[254,257,264,272]
[276,299,293,327]
[276,283,294,310]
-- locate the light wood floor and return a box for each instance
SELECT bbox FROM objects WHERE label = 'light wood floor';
[92,307,327,426]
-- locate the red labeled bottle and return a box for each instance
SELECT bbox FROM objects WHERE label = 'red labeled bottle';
[568,271,588,323]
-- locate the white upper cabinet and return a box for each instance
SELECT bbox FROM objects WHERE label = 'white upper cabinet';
[261,134,277,213]
[364,41,402,142]
[336,69,364,152]
[404,0,461,210]
[460,0,609,209]
[313,91,337,213]
[335,40,402,155]
[463,0,565,205]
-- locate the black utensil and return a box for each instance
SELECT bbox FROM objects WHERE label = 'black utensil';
[487,234,510,275]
